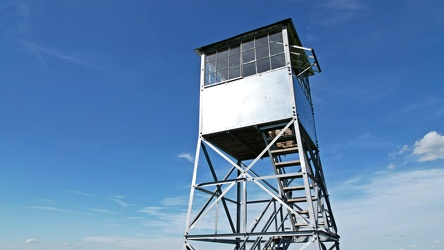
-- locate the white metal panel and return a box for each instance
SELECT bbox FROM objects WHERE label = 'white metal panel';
[201,68,294,135]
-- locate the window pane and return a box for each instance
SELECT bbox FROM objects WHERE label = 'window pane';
[271,54,286,69]
[206,52,216,62]
[255,35,268,47]
[257,58,270,73]
[242,39,254,51]
[269,31,283,42]
[205,73,217,85]
[218,48,228,59]
[206,62,216,74]
[229,45,240,55]
[270,42,284,55]
[217,57,229,70]
[229,67,240,79]
[229,54,240,67]
[242,49,255,63]
[256,45,269,60]
[216,69,229,82]
[243,62,256,77]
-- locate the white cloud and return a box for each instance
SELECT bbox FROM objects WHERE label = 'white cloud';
[387,162,396,170]
[138,206,164,216]
[319,0,364,11]
[177,153,194,163]
[111,196,135,208]
[161,196,189,206]
[28,206,77,213]
[25,238,37,244]
[412,131,444,162]
[20,40,103,70]
[64,189,95,197]
[83,236,183,250]
[332,168,444,249]
[389,145,410,158]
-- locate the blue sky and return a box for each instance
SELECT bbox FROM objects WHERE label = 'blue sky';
[1,0,443,249]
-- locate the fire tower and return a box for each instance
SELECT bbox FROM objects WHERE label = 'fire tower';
[183,19,340,250]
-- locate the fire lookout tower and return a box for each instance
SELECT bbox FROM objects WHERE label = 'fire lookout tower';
[183,19,340,250]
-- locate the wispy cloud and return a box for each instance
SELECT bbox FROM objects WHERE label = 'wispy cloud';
[29,206,77,213]
[88,207,117,214]
[330,133,392,153]
[111,196,136,208]
[64,189,95,197]
[177,153,194,163]
[395,97,444,120]
[21,40,103,70]
[315,0,365,27]
[25,238,38,244]
[332,168,444,249]
[83,236,183,250]
[138,206,165,216]
[318,0,364,11]
[16,0,31,34]
[161,196,189,206]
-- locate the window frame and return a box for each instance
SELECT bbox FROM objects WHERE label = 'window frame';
[203,29,287,86]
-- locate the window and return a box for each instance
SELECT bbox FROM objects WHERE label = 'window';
[204,30,286,85]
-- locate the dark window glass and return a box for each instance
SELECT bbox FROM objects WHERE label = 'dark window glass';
[206,52,216,62]
[271,54,286,69]
[229,67,240,79]
[217,57,229,70]
[256,45,269,60]
[242,39,254,51]
[229,54,240,67]
[229,45,240,55]
[218,48,228,59]
[243,62,256,77]
[270,42,284,55]
[255,35,268,47]
[257,58,271,73]
[242,49,255,63]
[269,31,282,43]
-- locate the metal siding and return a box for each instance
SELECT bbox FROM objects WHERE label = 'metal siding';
[201,68,294,135]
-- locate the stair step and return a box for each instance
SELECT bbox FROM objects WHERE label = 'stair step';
[270,147,299,155]
[283,185,312,191]
[297,210,309,214]
[295,223,308,227]
[276,173,303,180]
[267,134,295,143]
[287,196,317,203]
[275,160,301,168]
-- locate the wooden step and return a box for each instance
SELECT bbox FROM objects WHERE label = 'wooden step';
[297,210,309,215]
[267,134,295,143]
[275,160,301,168]
[276,172,303,180]
[283,185,312,191]
[270,147,299,155]
[287,196,317,203]
[294,222,309,227]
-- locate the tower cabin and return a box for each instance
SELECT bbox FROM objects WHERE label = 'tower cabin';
[195,18,320,161]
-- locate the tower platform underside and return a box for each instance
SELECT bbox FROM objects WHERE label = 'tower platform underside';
[203,119,316,161]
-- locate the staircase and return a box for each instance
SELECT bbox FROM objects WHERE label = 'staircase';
[258,123,335,250]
